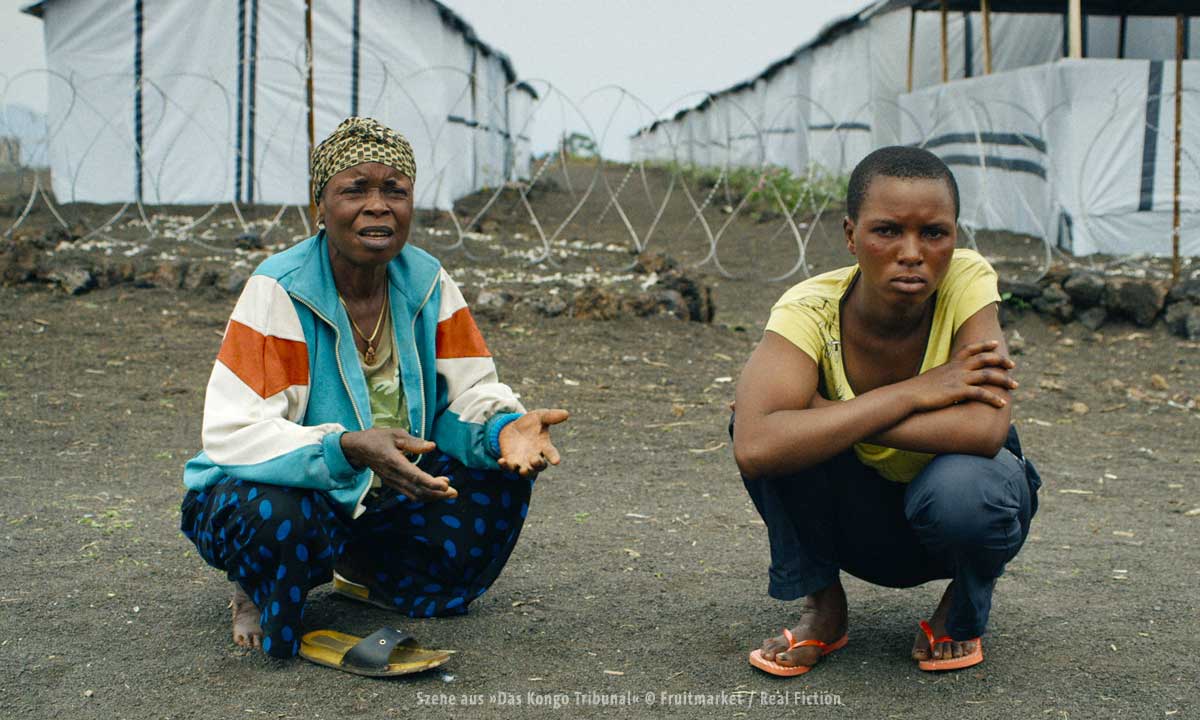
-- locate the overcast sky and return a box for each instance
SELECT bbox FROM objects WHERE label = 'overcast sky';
[1,0,867,155]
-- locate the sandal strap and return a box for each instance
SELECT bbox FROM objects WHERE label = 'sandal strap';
[341,627,416,671]
[919,620,953,651]
[781,627,832,653]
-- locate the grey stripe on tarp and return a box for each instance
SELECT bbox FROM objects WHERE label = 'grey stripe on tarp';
[1061,11,1068,58]
[1058,210,1074,252]
[1139,61,1163,212]
[134,0,144,202]
[808,122,871,132]
[922,132,1048,153]
[235,0,244,202]
[964,11,973,78]
[246,0,259,204]
[446,115,531,142]
[447,114,521,140]
[940,154,1047,179]
[351,0,360,117]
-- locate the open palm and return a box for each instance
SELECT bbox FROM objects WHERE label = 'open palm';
[498,408,570,477]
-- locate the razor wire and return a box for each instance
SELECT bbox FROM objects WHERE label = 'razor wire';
[1,65,1196,286]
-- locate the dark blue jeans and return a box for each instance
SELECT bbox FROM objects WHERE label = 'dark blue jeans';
[740,423,1040,640]
[181,453,533,658]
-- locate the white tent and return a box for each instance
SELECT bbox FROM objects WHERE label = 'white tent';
[630,1,1198,257]
[23,0,537,210]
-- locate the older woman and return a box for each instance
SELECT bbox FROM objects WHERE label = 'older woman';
[181,117,567,674]
[733,146,1040,676]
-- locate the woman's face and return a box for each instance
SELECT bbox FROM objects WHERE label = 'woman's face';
[843,175,956,307]
[319,162,413,268]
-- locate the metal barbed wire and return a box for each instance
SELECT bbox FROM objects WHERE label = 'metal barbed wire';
[2,66,1195,285]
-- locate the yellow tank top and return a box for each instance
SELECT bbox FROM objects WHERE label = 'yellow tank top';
[764,249,1001,482]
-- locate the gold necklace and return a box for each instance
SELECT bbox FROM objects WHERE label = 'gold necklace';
[339,292,388,364]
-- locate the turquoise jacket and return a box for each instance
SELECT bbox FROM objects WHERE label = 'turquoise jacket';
[182,232,523,516]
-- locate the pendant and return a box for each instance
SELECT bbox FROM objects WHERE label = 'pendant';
[364,345,376,364]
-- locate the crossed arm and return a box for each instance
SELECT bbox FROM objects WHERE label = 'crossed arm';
[732,303,1015,480]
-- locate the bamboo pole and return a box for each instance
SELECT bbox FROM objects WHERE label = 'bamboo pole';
[907,8,917,92]
[940,0,949,83]
[981,0,992,75]
[1067,0,1083,59]
[1172,14,1183,286]
[305,0,317,220]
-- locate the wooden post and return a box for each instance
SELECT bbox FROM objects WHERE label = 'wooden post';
[1172,14,1184,286]
[981,0,993,74]
[940,0,949,83]
[305,0,317,220]
[907,8,917,91]
[1067,0,1083,59]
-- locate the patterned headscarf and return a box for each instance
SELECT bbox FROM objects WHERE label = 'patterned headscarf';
[310,117,417,201]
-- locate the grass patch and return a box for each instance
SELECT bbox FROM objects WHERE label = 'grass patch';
[79,507,134,533]
[668,163,848,222]
[1001,291,1031,311]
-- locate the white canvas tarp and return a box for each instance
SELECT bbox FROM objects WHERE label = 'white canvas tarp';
[30,0,535,209]
[631,2,1197,256]
[901,59,1199,257]
[41,0,137,205]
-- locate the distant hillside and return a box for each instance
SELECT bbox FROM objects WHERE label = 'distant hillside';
[0,104,48,168]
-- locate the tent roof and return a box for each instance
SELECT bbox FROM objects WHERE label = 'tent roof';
[633,0,1195,136]
[21,0,536,97]
[906,0,1195,15]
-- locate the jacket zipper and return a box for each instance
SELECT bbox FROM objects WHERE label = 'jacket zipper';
[410,273,440,440]
[292,295,366,432]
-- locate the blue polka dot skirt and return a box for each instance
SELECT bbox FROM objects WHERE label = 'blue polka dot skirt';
[181,453,533,658]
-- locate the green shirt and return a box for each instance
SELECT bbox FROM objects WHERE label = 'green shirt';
[358,303,408,487]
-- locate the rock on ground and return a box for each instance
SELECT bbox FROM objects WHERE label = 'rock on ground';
[48,267,95,295]
[1033,283,1074,323]
[1063,271,1107,308]
[1165,302,1200,340]
[1078,306,1108,332]
[1105,278,1167,327]
[474,289,513,321]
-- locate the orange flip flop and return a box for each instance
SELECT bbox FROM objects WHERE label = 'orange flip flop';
[916,620,983,671]
[748,628,849,677]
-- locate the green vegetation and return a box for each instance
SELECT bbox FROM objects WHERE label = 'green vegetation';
[1000,291,1031,311]
[669,163,847,222]
[79,507,134,533]
[560,132,598,159]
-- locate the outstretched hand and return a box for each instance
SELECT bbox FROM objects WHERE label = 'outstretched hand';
[340,428,458,502]
[498,408,570,477]
[907,339,1017,412]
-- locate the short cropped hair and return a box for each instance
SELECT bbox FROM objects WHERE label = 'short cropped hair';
[846,146,960,221]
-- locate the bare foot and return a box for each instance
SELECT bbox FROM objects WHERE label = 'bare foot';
[230,583,263,649]
[912,582,978,661]
[758,579,848,669]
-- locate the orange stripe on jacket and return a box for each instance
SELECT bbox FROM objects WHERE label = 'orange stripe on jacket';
[217,320,309,398]
[436,307,491,358]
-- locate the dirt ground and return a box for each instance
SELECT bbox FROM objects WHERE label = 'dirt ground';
[2,162,1199,719]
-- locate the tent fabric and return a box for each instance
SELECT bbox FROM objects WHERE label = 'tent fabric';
[900,59,1199,257]
[29,0,535,209]
[139,0,240,205]
[631,2,1196,256]
[41,0,137,205]
[906,0,1193,15]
